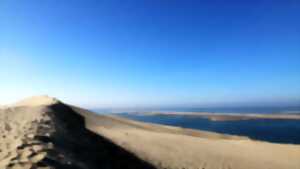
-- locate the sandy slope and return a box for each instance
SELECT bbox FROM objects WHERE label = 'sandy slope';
[1,96,300,169]
[0,106,51,169]
[0,96,155,169]
[85,114,300,169]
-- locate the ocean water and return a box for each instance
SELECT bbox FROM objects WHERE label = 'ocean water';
[148,106,300,114]
[94,106,300,114]
[119,113,300,144]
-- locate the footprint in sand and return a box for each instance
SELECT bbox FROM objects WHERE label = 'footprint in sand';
[29,151,47,163]
[4,123,12,132]
[7,163,32,169]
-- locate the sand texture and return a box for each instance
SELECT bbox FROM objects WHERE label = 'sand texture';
[1,96,300,169]
[0,96,155,169]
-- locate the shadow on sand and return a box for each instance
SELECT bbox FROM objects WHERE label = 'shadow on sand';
[34,103,157,169]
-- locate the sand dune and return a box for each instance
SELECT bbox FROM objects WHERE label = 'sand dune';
[1,96,300,169]
[0,96,155,169]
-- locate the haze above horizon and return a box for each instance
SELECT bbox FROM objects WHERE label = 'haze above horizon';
[1,0,300,108]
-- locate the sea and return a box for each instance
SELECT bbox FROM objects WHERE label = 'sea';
[94,106,300,114]
[100,106,300,144]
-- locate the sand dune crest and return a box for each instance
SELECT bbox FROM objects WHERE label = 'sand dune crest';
[12,95,59,107]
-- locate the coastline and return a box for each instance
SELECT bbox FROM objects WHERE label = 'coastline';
[128,111,300,121]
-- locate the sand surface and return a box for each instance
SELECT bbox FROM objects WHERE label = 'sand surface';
[1,96,300,169]
[0,96,155,169]
[0,106,50,169]
[85,114,300,169]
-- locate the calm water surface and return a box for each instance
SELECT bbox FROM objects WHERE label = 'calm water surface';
[119,113,300,144]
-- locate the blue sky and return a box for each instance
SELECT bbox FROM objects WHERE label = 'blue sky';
[0,0,300,108]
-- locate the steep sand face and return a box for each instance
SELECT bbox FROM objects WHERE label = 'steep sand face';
[1,96,300,169]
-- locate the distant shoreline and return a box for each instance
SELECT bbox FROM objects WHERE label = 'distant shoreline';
[126,112,300,121]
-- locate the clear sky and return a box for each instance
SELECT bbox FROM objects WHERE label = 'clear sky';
[1,0,300,108]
